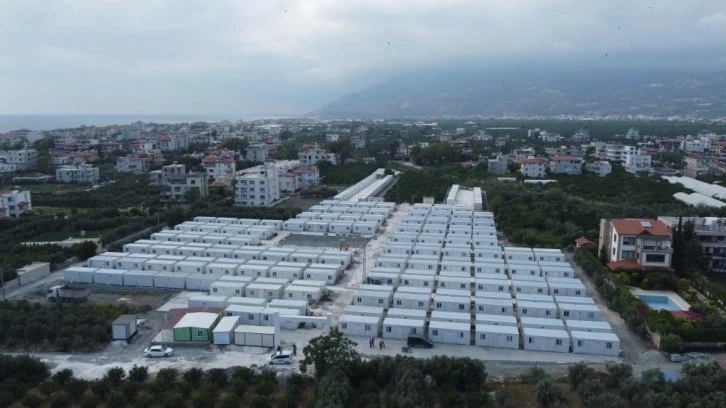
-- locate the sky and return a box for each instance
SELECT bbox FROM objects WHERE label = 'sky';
[1,0,725,115]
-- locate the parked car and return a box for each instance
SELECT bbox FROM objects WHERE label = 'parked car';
[144,345,174,357]
[268,351,293,365]
[407,335,434,348]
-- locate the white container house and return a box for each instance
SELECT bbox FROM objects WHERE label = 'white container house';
[303,268,337,284]
[64,266,96,283]
[231,248,263,261]
[175,261,208,275]
[548,280,586,297]
[260,308,302,329]
[565,320,613,333]
[474,248,503,261]
[443,245,471,259]
[433,295,470,313]
[284,285,323,302]
[437,275,471,291]
[244,283,284,301]
[382,317,426,340]
[386,308,427,320]
[93,268,125,285]
[143,259,176,273]
[225,305,265,325]
[533,248,566,263]
[558,303,601,321]
[397,224,422,234]
[352,289,393,308]
[476,297,513,315]
[259,219,283,230]
[475,278,510,293]
[366,271,400,287]
[520,317,565,330]
[224,298,266,308]
[405,255,439,271]
[270,265,305,281]
[399,273,435,288]
[416,234,445,246]
[212,316,240,345]
[517,301,558,319]
[441,260,471,273]
[475,291,512,300]
[185,273,219,291]
[392,292,430,309]
[188,294,228,308]
[233,325,276,347]
[539,263,575,278]
[339,314,382,338]
[329,221,354,234]
[436,288,471,298]
[237,264,271,278]
[88,255,118,269]
[318,253,351,269]
[429,321,470,345]
[353,221,378,236]
[122,270,156,287]
[391,233,419,244]
[123,243,151,254]
[430,311,471,324]
[151,244,181,256]
[555,296,595,305]
[512,279,549,295]
[205,262,239,276]
[283,219,307,231]
[523,328,571,353]
[377,255,408,270]
[342,305,384,317]
[153,272,188,289]
[268,299,308,315]
[474,261,507,275]
[475,324,519,349]
[571,331,620,356]
[515,293,555,303]
[289,251,321,264]
[475,314,518,327]
[504,247,535,262]
[412,244,442,257]
[507,261,541,277]
[385,243,414,256]
[210,281,247,297]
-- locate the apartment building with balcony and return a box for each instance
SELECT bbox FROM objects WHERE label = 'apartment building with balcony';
[520,157,547,178]
[234,164,280,206]
[659,216,726,273]
[0,190,32,218]
[548,156,582,175]
[55,164,100,184]
[598,218,672,270]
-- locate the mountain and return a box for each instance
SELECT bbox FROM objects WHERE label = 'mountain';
[311,69,726,119]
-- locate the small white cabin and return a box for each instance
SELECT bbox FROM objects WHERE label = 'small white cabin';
[506,262,541,277]
[430,311,471,324]
[210,281,247,297]
[475,314,517,327]
[342,305,385,317]
[244,283,285,301]
[386,308,427,320]
[558,303,601,321]
[339,314,382,337]
[224,305,264,325]
[382,317,426,340]
[188,294,227,309]
[517,301,558,319]
[476,297,513,315]
[512,279,549,295]
[503,247,534,262]
[268,299,309,315]
[475,324,519,349]
[474,261,507,275]
[352,289,393,308]
[392,292,430,309]
[565,320,613,333]
[432,295,470,313]
[377,255,408,270]
[440,260,471,273]
[475,278,510,293]
[284,284,323,302]
[428,320,470,345]
[522,327,571,353]
[185,273,219,291]
[304,268,338,285]
[520,316,565,330]
[570,331,620,356]
[533,248,566,263]
[437,276,471,291]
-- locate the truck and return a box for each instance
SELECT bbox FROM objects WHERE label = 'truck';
[46,285,91,303]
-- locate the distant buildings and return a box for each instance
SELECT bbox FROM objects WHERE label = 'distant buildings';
[586,161,612,177]
[684,154,716,178]
[235,164,280,206]
[548,156,583,175]
[604,144,636,163]
[202,152,236,186]
[624,152,653,175]
[0,149,37,172]
[598,218,672,270]
[298,143,339,167]
[150,163,208,201]
[245,143,268,163]
[487,155,509,175]
[520,157,547,178]
[659,217,726,273]
[55,164,100,184]
[116,155,150,174]
[0,190,32,218]
[681,136,710,153]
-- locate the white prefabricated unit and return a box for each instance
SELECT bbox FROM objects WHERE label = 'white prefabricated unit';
[283,219,307,231]
[233,325,276,347]
[204,262,239,276]
[474,261,507,275]
[571,331,620,356]
[305,221,329,233]
[504,247,535,262]
[232,218,260,226]
[405,255,439,271]
[123,243,151,254]
[219,225,248,236]
[555,296,595,305]
[210,281,248,297]
[533,248,566,263]
[88,255,118,269]
[520,317,565,330]
[475,291,512,300]
[232,248,263,261]
[175,246,205,257]
[174,261,208,275]
[237,264,271,278]
[385,243,414,256]
[558,303,601,321]
[517,301,558,319]
[412,244,442,257]
[443,244,471,259]
[386,308,428,320]
[225,305,265,325]
[329,221,354,234]
[151,244,181,256]
[389,291,427,309]
[339,314,382,337]
[366,272,400,287]
[391,233,419,244]
[399,273,435,288]
[64,266,97,283]
[261,308,302,329]
[188,294,228,308]
[515,294,555,303]
[226,297,267,307]
[244,283,285,301]
[507,261,541,277]
[445,236,473,247]
[475,324,520,349]
[441,260,472,273]
[202,234,234,245]
[227,236,258,246]
[433,295,470,313]
[428,320,470,345]
[112,314,138,341]
[353,289,393,308]
[205,247,234,259]
[93,268,125,286]
[268,299,309,315]
[183,273,217,291]
[397,224,422,234]
[122,270,155,287]
[416,234,446,246]
[523,327,571,353]
[475,278,510,293]
[430,311,471,324]
[289,251,321,264]
[303,268,338,285]
[474,248,503,261]
[343,305,385,317]
[382,317,426,340]
[259,219,283,230]
[438,275,472,291]
[153,272,188,289]
[475,297,513,315]
[245,226,275,240]
[284,284,323,301]
[270,265,305,281]
[539,263,575,278]
[193,216,217,223]
[150,231,178,241]
[565,320,613,333]
[475,314,518,327]
[141,259,175,273]
[436,288,471,298]
[377,255,408,270]
[512,279,549,295]
[548,280,586,297]
[473,237,499,247]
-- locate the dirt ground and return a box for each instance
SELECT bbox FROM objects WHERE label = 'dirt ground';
[275,197,322,211]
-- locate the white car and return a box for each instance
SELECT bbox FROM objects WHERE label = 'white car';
[144,345,174,357]
[268,351,293,365]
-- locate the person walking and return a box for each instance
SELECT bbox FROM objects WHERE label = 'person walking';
[379,339,383,350]
[369,338,374,348]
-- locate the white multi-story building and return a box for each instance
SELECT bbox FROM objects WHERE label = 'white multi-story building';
[203,155,236,180]
[299,143,339,167]
[245,143,268,163]
[55,164,100,184]
[326,133,340,142]
[625,128,640,140]
[291,166,320,187]
[681,136,710,153]
[0,158,17,173]
[520,157,547,178]
[0,190,32,218]
[599,218,672,269]
[167,172,209,201]
[624,153,652,175]
[235,164,280,206]
[0,149,37,170]
[488,155,509,175]
[586,161,612,177]
[548,156,582,175]
[116,156,149,174]
[605,145,636,163]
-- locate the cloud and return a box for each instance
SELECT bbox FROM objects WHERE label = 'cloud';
[0,0,725,114]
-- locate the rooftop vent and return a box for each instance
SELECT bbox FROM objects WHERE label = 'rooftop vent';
[640,221,652,228]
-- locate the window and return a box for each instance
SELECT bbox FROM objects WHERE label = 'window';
[436,302,442,308]
[606,342,613,349]
[364,324,371,331]
[516,287,521,292]
[378,299,384,304]
[197,330,204,337]
[418,301,424,308]
[341,323,347,329]
[645,254,666,263]
[622,237,636,245]
[288,293,293,298]
[537,288,543,293]
[386,327,392,332]
[577,340,583,346]
[459,332,464,338]
[522,308,527,315]
[546,310,551,316]
[588,312,595,319]
[498,286,504,291]
[432,330,438,336]
[212,288,218,293]
[555,339,562,346]
[621,250,635,259]
[563,310,570,317]
[480,333,486,340]
[575,290,581,296]
[528,337,533,344]
[506,335,513,342]
[553,289,559,294]
[459,304,465,310]
[501,307,507,313]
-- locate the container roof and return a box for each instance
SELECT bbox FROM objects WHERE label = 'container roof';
[174,312,219,329]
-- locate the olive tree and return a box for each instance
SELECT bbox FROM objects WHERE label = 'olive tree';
[299,328,359,378]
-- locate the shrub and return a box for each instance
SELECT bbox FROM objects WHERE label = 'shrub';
[128,365,149,383]
[660,333,684,353]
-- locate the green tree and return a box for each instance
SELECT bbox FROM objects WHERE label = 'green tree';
[219,138,249,152]
[104,367,125,385]
[568,363,596,390]
[535,377,560,408]
[313,367,352,408]
[605,362,632,388]
[660,333,684,353]
[69,241,98,260]
[299,328,359,378]
[128,365,149,383]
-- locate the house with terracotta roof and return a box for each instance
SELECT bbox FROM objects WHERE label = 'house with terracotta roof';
[521,157,547,178]
[598,218,672,270]
[548,156,583,175]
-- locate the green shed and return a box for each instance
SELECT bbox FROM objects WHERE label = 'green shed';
[173,312,221,342]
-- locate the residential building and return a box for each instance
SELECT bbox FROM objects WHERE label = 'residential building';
[0,190,32,218]
[116,155,149,174]
[520,157,547,178]
[245,143,268,163]
[681,136,710,153]
[290,166,320,187]
[571,129,590,143]
[598,218,672,269]
[326,133,340,142]
[487,155,509,175]
[55,164,100,184]
[235,164,280,206]
[203,153,236,181]
[659,217,726,273]
[299,143,338,167]
[586,161,612,177]
[279,173,299,193]
[549,156,582,175]
[0,157,16,173]
[624,152,652,175]
[625,128,640,140]
[351,133,366,149]
[0,149,37,170]
[167,172,209,201]
[684,154,715,178]
[605,144,636,162]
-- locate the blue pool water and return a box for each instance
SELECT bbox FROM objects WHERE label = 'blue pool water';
[639,294,684,311]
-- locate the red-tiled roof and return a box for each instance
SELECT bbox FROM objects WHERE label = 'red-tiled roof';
[606,259,645,271]
[522,158,546,164]
[611,219,670,237]
[575,237,595,247]
[550,155,582,162]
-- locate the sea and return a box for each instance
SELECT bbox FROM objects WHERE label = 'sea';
[0,114,299,133]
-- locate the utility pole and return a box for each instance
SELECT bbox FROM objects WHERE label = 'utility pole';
[0,266,6,301]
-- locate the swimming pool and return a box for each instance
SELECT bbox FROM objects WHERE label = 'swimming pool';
[638,294,685,311]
